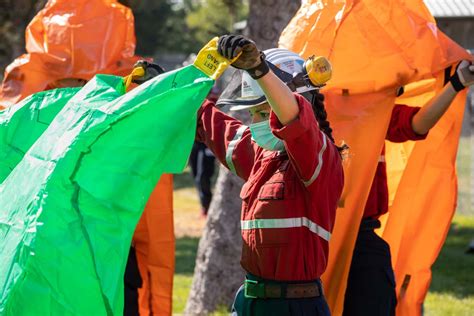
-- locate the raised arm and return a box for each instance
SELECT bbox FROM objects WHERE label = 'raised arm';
[257,71,299,125]
[411,60,474,135]
[217,35,299,125]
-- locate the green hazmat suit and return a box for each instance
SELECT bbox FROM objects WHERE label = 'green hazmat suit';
[0,65,213,315]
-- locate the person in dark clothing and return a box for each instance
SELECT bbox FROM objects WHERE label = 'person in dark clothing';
[189,86,219,216]
[123,246,142,316]
[343,59,474,316]
[189,141,216,216]
[466,239,474,254]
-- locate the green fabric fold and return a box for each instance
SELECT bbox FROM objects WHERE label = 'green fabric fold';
[0,65,213,315]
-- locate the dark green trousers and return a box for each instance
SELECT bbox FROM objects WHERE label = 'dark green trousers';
[231,275,331,316]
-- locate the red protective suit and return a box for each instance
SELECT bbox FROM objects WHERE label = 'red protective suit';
[196,94,344,281]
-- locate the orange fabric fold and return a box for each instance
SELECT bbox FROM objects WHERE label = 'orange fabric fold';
[280,1,469,315]
[134,174,175,316]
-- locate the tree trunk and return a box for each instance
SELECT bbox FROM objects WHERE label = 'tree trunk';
[246,0,301,50]
[184,1,301,315]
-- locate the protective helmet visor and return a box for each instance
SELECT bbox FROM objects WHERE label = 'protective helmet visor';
[216,49,331,111]
[216,69,267,110]
[216,63,295,111]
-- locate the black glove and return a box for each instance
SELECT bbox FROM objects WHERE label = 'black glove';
[450,60,474,92]
[132,60,165,84]
[217,34,269,79]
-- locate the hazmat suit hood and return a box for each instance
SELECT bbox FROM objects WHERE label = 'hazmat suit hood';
[0,0,140,108]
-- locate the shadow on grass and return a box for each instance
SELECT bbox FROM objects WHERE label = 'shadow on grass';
[175,236,200,275]
[429,221,474,299]
[173,168,195,190]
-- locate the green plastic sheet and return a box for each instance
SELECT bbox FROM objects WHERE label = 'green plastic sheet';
[0,88,80,182]
[0,65,213,315]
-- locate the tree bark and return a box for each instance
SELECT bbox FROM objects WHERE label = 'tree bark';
[184,1,301,315]
[246,0,301,50]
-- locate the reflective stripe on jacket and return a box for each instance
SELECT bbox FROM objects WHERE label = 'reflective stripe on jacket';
[196,94,344,281]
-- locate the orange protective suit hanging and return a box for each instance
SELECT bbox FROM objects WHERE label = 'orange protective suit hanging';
[0,1,175,315]
[280,1,470,315]
[134,174,175,315]
[0,0,138,108]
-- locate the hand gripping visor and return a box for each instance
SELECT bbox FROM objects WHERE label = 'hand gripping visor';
[216,48,332,111]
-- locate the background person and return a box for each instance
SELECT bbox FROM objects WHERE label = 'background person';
[189,86,219,217]
[343,60,474,316]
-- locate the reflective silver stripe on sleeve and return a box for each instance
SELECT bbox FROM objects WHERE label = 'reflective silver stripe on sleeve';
[378,155,385,163]
[241,217,331,241]
[303,132,327,187]
[225,125,248,174]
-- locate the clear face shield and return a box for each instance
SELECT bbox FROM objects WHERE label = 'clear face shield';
[215,70,256,109]
[216,54,332,111]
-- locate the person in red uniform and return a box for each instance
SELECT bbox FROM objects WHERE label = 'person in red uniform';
[136,35,344,315]
[199,35,344,315]
[343,59,474,316]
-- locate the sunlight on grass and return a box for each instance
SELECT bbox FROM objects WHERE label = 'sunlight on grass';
[173,237,199,314]
[173,273,230,315]
[425,215,474,315]
[425,293,474,316]
[174,187,200,215]
[172,237,230,315]
[456,137,471,215]
[173,274,194,314]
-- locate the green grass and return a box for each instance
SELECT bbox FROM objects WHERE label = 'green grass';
[456,137,471,216]
[173,275,195,315]
[173,237,199,313]
[172,217,474,315]
[425,215,474,315]
[423,135,474,314]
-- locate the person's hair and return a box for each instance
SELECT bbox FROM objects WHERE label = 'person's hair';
[308,90,348,155]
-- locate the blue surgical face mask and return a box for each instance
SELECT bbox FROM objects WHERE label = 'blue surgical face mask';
[249,120,285,152]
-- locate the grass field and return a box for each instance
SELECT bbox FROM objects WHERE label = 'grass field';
[171,136,474,315]
[425,215,474,315]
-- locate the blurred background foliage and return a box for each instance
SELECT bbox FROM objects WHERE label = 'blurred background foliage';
[0,0,48,78]
[124,0,248,55]
[0,0,249,77]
